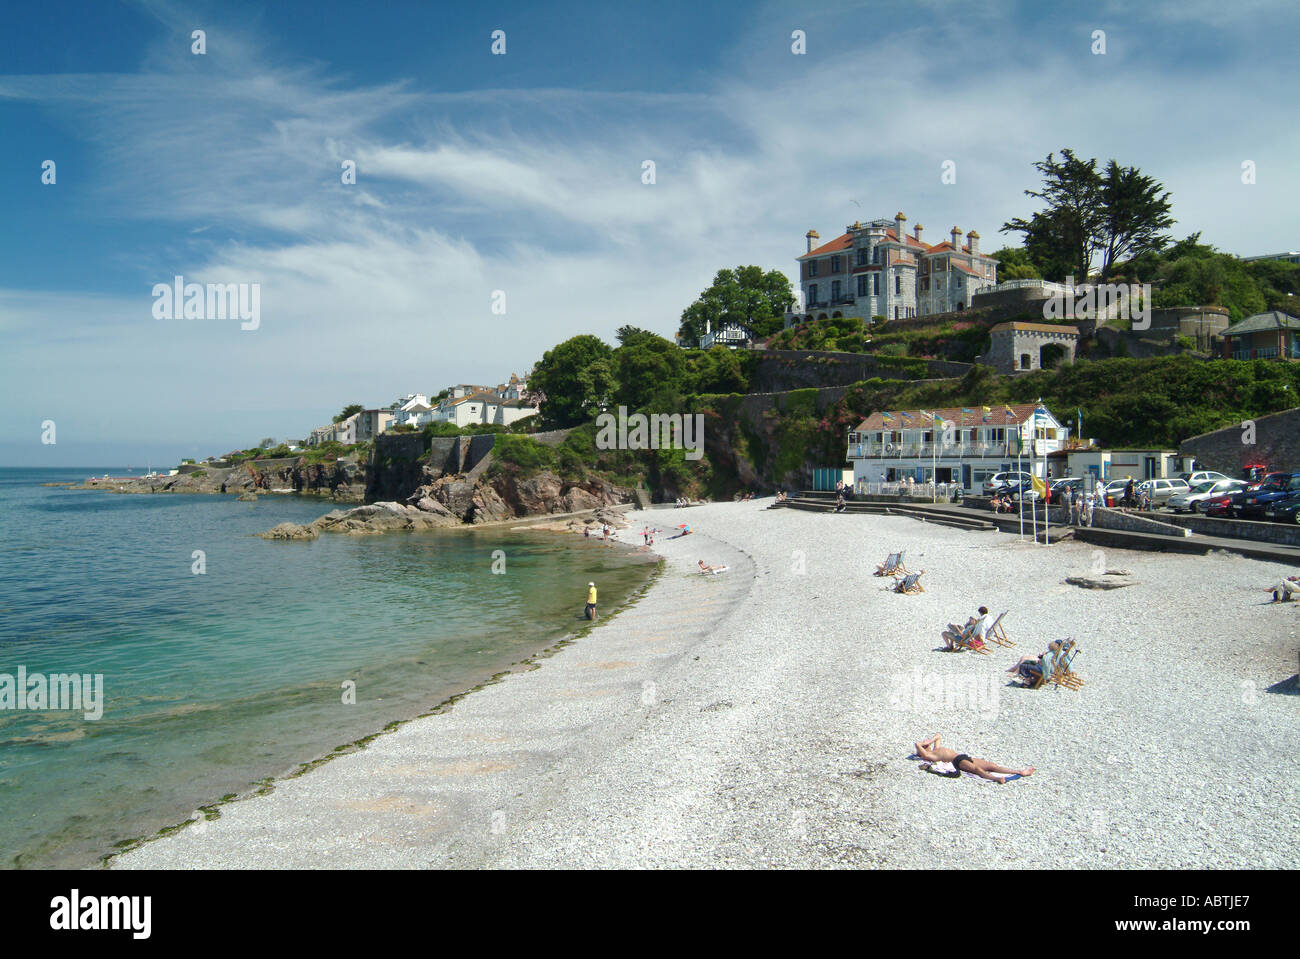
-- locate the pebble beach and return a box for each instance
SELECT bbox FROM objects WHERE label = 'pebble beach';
[113,499,1300,869]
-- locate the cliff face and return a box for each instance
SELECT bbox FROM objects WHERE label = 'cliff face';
[79,456,368,501]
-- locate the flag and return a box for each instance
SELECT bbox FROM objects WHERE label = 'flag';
[1004,404,1016,420]
[981,406,990,423]
[900,411,912,422]
[1030,473,1046,497]
[881,411,894,422]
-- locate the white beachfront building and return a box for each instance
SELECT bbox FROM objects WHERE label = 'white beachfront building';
[847,403,1069,491]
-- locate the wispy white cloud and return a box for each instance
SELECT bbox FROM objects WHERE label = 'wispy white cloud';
[2,0,1298,461]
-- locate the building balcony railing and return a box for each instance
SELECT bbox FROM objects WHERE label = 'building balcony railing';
[847,442,1060,460]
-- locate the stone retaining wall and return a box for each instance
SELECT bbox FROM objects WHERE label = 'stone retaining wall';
[1158,511,1300,546]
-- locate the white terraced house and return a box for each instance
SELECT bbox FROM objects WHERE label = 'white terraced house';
[794,212,999,323]
[847,403,1069,491]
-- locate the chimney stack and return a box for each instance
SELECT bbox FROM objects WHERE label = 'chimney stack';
[914,224,924,244]
[951,226,962,250]
[967,229,979,255]
[895,211,907,244]
[805,229,820,254]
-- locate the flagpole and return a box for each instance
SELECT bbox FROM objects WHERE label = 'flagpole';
[1041,405,1049,546]
[1018,440,1025,541]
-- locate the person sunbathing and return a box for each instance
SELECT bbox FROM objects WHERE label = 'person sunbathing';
[914,734,1033,783]
[698,560,727,574]
[1007,640,1063,685]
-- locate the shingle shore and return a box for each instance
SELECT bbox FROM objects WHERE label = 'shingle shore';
[114,500,1300,868]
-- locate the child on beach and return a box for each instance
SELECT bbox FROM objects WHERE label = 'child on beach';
[584,581,598,620]
[914,734,1033,783]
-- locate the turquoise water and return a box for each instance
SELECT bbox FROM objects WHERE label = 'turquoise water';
[0,468,655,867]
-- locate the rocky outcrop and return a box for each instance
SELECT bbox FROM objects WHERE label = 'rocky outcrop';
[77,455,368,502]
[258,501,460,539]
[260,522,320,541]
[412,469,633,525]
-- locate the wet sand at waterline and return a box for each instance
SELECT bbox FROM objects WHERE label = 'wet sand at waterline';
[114,499,1300,868]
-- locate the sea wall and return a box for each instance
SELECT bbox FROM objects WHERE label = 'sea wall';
[1179,406,1300,476]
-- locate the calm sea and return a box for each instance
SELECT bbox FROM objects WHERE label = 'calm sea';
[0,467,656,868]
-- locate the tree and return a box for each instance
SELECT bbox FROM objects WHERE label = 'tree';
[1097,159,1174,282]
[333,403,364,423]
[612,334,687,411]
[257,437,275,449]
[1002,149,1103,282]
[678,266,795,346]
[528,335,615,428]
[990,247,1041,282]
[616,325,660,347]
[1002,149,1175,283]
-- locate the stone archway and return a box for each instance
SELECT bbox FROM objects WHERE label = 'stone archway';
[1040,342,1067,369]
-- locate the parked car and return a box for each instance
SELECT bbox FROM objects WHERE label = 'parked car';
[1179,470,1229,486]
[1266,490,1300,524]
[1235,472,1300,520]
[1046,477,1086,503]
[983,471,1032,496]
[1136,477,1191,506]
[1204,493,1237,517]
[1222,471,1291,519]
[1102,478,1137,507]
[1167,478,1250,513]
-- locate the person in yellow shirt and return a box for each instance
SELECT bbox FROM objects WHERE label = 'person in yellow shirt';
[585,581,598,620]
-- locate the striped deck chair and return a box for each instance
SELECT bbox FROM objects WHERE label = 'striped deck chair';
[894,570,925,594]
[1025,648,1058,690]
[943,621,990,654]
[1050,639,1083,689]
[874,551,905,577]
[986,611,1014,648]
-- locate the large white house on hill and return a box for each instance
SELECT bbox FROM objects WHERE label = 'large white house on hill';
[794,212,999,323]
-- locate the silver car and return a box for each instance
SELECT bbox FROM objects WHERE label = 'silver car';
[1136,477,1191,506]
[1168,478,1249,513]
[1180,470,1229,486]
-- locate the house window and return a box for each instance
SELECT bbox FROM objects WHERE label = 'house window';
[831,280,841,300]
[808,260,818,277]
[856,247,869,266]
[895,274,901,295]
[830,255,842,273]
[856,275,868,296]
[808,284,818,304]
[872,274,879,296]
[1020,353,1032,369]
[872,247,880,264]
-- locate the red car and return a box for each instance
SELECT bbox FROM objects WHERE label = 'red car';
[1204,494,1235,517]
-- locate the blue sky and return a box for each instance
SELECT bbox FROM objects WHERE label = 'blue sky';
[2,0,1297,466]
